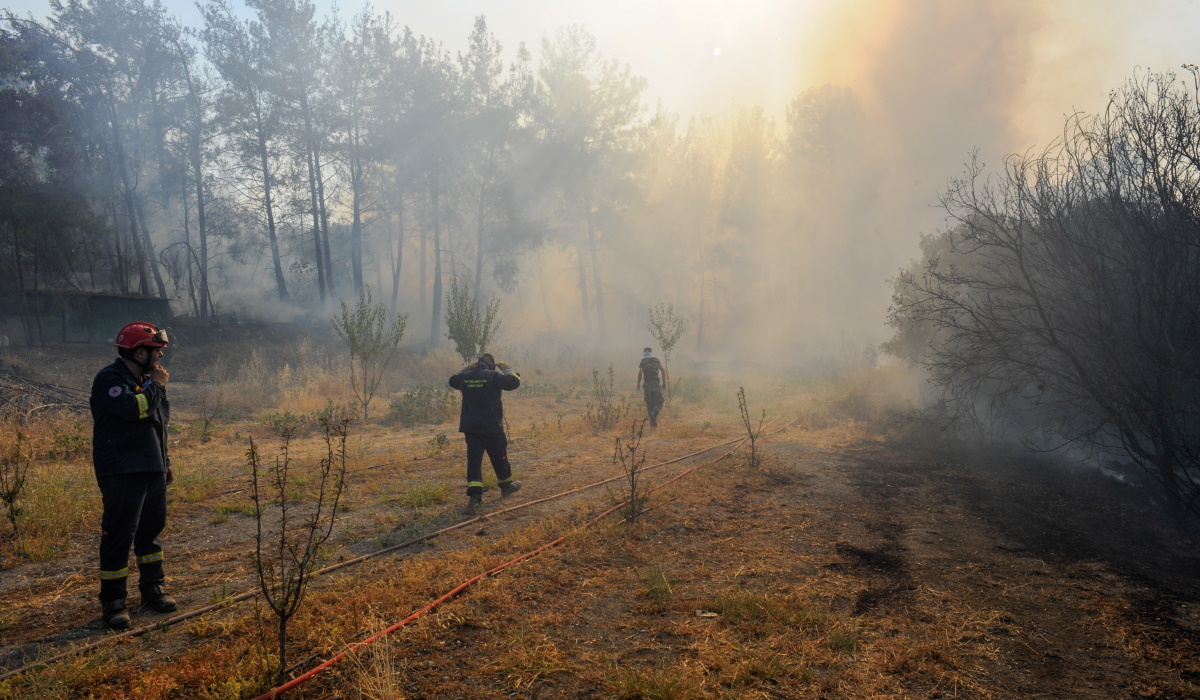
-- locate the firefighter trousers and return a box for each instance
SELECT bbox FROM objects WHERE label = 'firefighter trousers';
[464,432,514,496]
[97,472,167,602]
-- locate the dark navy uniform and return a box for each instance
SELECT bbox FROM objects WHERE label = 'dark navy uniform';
[448,363,520,497]
[89,359,170,604]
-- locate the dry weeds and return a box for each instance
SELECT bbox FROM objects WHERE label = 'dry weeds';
[0,345,1195,699]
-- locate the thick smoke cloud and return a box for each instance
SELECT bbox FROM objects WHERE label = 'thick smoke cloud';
[759,0,1043,361]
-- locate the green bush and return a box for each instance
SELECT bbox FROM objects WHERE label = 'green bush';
[49,420,88,459]
[387,386,459,428]
[262,410,305,434]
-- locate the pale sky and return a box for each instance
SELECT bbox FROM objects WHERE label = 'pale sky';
[5,0,1197,131]
[4,0,1200,172]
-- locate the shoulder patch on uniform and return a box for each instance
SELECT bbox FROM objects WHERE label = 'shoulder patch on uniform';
[108,385,124,398]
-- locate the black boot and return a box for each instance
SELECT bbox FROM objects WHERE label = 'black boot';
[102,599,130,630]
[100,576,130,629]
[140,583,177,613]
[499,481,522,498]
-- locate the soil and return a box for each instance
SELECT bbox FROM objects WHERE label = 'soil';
[0,350,1198,698]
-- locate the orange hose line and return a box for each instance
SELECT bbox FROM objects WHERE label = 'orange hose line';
[252,437,752,700]
[0,427,761,682]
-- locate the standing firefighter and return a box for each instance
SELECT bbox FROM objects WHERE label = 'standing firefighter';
[636,347,668,427]
[89,322,177,629]
[448,352,523,511]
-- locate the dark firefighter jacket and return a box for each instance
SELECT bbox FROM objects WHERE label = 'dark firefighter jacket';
[90,359,171,478]
[448,364,520,434]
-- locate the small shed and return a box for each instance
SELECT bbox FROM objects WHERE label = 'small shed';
[0,292,173,345]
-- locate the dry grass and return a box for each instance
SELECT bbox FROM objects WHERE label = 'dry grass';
[0,347,1196,699]
[0,414,96,564]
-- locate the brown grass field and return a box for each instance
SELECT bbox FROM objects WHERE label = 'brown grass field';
[0,338,1197,699]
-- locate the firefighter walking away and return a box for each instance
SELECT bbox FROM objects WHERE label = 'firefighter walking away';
[636,347,668,427]
[449,352,522,512]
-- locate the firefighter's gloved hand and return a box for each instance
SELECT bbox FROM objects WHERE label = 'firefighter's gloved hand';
[497,361,515,376]
[165,467,174,486]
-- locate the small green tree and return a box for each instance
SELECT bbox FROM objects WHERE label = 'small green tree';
[331,285,407,420]
[445,275,502,362]
[648,303,684,398]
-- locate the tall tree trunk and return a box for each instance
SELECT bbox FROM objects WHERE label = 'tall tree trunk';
[123,186,149,295]
[537,248,553,333]
[350,138,364,294]
[430,174,443,347]
[473,179,486,302]
[256,122,290,302]
[305,141,326,303]
[31,254,43,346]
[10,231,33,348]
[192,134,212,320]
[300,93,334,301]
[152,88,173,210]
[584,194,607,341]
[107,101,149,296]
[576,244,591,337]
[390,179,405,314]
[107,197,129,293]
[181,180,199,317]
[315,146,334,295]
[419,227,427,321]
[351,197,363,294]
[134,196,168,299]
[697,271,706,350]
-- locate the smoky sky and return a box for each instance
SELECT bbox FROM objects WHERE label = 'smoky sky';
[4,0,1197,365]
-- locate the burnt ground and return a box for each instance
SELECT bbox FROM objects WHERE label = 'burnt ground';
[833,439,1200,696]
[1,382,1198,697]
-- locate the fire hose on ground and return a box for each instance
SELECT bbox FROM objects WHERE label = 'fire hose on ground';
[251,433,755,699]
[0,422,787,683]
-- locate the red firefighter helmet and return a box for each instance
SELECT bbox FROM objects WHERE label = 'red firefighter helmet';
[114,322,169,350]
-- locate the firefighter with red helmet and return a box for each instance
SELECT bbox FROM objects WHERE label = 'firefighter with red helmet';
[89,321,177,629]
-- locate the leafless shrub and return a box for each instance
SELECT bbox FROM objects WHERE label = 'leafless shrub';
[648,303,684,399]
[738,387,766,468]
[247,417,350,685]
[614,418,649,524]
[198,383,226,443]
[584,366,627,432]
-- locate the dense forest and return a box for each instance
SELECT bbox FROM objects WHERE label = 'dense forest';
[0,0,881,355]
